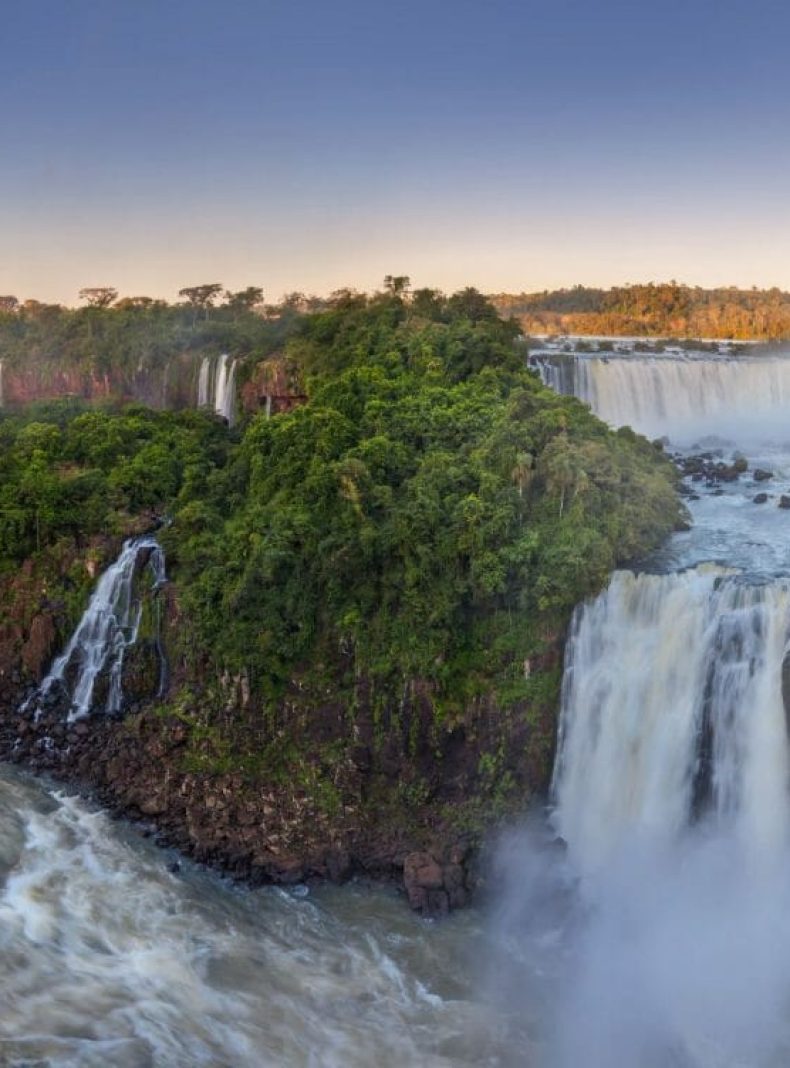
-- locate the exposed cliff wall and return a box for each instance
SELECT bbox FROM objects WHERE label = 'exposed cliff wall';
[4,352,200,410]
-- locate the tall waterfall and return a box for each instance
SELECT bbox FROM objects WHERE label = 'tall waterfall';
[532,352,790,440]
[197,353,237,424]
[214,352,236,422]
[25,536,167,723]
[197,355,211,408]
[552,567,790,871]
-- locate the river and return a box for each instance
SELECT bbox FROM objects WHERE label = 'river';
[4,348,790,1066]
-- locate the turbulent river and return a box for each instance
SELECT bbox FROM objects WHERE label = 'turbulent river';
[6,347,790,1066]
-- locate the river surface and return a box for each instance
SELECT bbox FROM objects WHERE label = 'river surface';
[5,349,790,1066]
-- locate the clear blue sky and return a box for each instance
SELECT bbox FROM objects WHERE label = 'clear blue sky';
[2,0,789,304]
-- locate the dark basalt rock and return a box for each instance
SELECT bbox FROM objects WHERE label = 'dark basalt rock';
[779,496,790,509]
[677,454,745,486]
[754,469,774,481]
[403,850,469,915]
[753,493,769,504]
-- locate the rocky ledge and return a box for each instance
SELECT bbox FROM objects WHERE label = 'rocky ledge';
[0,695,484,917]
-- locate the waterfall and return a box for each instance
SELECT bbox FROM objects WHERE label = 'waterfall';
[197,354,236,424]
[532,352,790,441]
[197,355,211,408]
[0,358,4,407]
[214,353,236,423]
[552,566,790,872]
[25,535,167,723]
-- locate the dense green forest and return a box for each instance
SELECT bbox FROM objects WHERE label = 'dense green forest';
[0,286,684,833]
[490,283,790,339]
[166,290,683,711]
[0,291,292,384]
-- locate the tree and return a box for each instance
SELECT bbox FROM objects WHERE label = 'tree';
[447,287,498,322]
[115,296,157,310]
[279,292,307,310]
[224,287,264,311]
[178,283,223,321]
[410,288,444,320]
[383,275,411,297]
[79,287,118,308]
[0,296,18,314]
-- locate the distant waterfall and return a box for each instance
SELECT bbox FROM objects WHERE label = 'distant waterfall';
[552,566,790,872]
[214,353,236,422]
[25,536,167,723]
[197,356,211,408]
[532,352,790,440]
[197,353,237,424]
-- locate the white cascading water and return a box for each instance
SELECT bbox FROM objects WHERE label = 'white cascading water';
[478,350,790,1066]
[214,352,236,423]
[532,351,790,441]
[26,536,166,722]
[197,354,211,408]
[197,353,236,424]
[552,567,790,873]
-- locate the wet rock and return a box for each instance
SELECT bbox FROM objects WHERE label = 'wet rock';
[779,496,790,510]
[403,851,468,915]
[753,493,769,504]
[754,469,774,481]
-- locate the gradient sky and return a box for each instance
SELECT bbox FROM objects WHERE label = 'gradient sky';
[3,0,790,304]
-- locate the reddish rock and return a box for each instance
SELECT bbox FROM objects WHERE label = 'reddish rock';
[240,356,306,416]
[21,614,57,679]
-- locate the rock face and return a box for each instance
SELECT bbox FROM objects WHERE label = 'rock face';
[2,699,487,914]
[3,353,199,410]
[240,356,306,417]
[20,614,57,679]
[403,849,469,913]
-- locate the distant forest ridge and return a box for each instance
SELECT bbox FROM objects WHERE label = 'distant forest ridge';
[489,283,790,340]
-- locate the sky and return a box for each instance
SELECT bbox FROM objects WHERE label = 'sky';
[2,0,790,305]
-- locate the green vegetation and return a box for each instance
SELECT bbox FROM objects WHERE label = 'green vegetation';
[0,296,295,390]
[0,403,230,562]
[0,285,685,829]
[166,289,683,712]
[491,282,790,339]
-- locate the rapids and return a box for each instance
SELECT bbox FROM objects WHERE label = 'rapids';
[0,768,511,1067]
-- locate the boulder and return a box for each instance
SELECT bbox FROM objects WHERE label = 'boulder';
[754,469,774,482]
[779,496,790,510]
[403,850,468,915]
[753,493,769,504]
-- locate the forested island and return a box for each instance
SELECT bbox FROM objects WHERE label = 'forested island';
[491,282,790,339]
[0,284,684,909]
